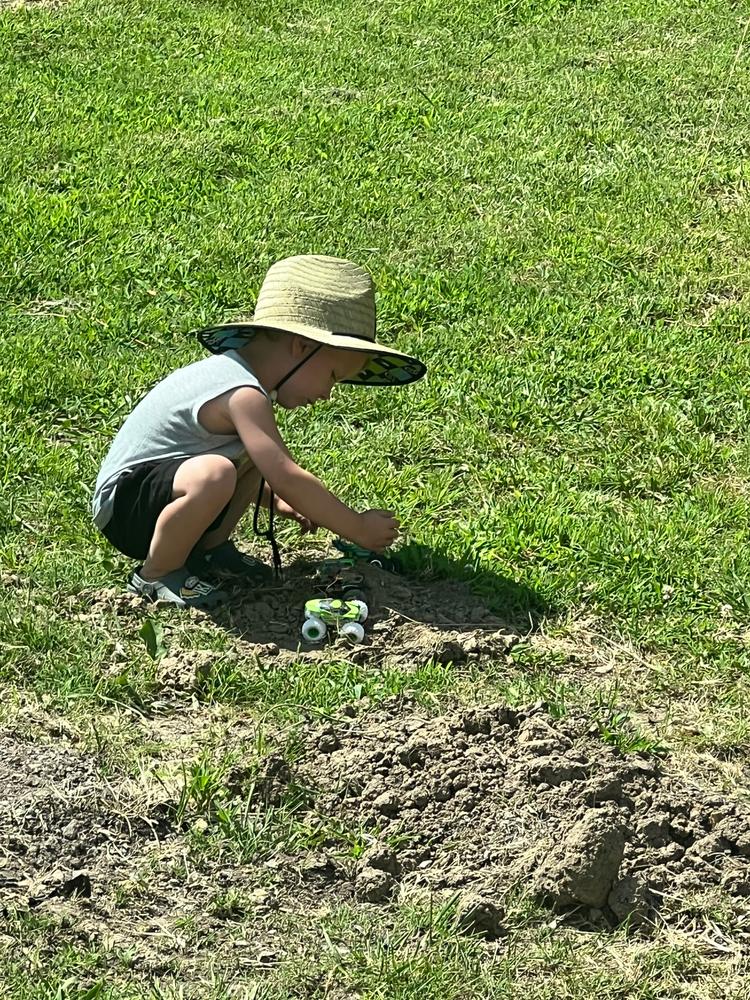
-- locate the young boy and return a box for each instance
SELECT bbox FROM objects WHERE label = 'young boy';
[92,255,427,608]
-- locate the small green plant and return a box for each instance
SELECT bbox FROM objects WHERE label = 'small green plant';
[208,889,250,921]
[598,711,669,756]
[139,617,166,660]
[175,751,228,821]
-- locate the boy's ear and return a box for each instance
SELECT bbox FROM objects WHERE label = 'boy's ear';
[290,335,318,358]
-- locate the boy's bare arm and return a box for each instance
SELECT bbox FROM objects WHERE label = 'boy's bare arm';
[226,388,398,551]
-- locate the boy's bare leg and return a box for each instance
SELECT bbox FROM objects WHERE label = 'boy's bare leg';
[140,456,237,580]
[198,461,262,551]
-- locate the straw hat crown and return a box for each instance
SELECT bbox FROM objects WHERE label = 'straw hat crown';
[253,255,376,341]
[195,254,426,387]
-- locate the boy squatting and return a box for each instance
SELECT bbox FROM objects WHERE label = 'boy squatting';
[92,255,427,608]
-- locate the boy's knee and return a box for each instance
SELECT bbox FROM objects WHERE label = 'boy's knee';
[176,455,237,502]
[203,457,237,501]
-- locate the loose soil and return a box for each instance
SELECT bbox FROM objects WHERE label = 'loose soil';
[3,555,750,978]
[298,700,750,934]
[3,697,750,974]
[91,555,521,675]
[221,557,516,662]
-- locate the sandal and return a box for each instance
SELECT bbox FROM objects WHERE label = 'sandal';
[128,567,227,609]
[186,541,272,583]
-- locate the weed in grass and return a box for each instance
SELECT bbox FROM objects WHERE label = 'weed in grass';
[597,710,669,755]
[175,750,230,822]
[139,617,166,661]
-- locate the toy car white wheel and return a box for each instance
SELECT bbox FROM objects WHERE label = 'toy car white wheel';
[351,600,368,622]
[340,621,365,643]
[302,618,327,642]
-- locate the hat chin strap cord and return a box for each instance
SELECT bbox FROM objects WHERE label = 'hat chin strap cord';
[252,344,323,578]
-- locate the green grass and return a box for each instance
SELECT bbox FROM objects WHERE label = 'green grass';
[3,0,750,995]
[3,899,748,1000]
[172,741,378,864]
[196,652,460,711]
[3,0,750,670]
[2,0,749,730]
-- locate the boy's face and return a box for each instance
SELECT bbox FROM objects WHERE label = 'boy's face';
[277,344,371,409]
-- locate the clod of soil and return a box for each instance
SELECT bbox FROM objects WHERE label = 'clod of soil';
[536,804,626,908]
[297,700,750,931]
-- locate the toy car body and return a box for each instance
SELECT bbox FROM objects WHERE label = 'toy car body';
[301,598,368,643]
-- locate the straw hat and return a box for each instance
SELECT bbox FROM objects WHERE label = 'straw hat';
[195,254,426,386]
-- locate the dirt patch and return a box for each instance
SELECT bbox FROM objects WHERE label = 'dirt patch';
[0,733,172,909]
[0,722,282,976]
[296,701,750,935]
[89,555,521,673]
[222,558,519,668]
[2,697,750,978]
[0,746,178,978]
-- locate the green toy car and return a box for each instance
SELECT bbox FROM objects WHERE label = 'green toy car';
[301,598,368,643]
[332,538,399,573]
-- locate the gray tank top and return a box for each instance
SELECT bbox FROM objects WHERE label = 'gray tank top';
[92,351,268,529]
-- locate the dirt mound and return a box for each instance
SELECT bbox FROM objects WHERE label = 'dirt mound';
[224,559,518,665]
[2,698,749,962]
[298,701,750,931]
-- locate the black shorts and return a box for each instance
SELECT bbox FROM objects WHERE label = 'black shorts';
[101,458,229,561]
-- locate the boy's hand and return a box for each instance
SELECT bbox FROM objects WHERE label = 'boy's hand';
[350,510,400,552]
[275,497,317,534]
[227,390,397,544]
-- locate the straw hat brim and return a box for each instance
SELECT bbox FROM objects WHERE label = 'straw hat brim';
[195,320,426,387]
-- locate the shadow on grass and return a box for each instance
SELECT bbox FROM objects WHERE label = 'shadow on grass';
[393,540,554,630]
